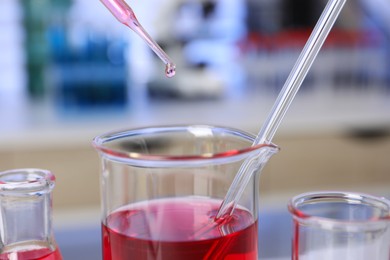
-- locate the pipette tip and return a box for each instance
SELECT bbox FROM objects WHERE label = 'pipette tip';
[165,63,176,78]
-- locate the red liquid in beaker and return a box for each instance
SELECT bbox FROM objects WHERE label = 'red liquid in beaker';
[0,248,62,260]
[102,198,258,260]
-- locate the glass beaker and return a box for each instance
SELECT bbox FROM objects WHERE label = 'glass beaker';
[93,125,278,260]
[288,191,390,260]
[0,168,62,260]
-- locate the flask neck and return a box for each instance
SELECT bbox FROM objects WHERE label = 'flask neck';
[0,169,60,258]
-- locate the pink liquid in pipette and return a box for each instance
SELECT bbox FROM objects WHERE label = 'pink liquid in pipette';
[100,0,176,78]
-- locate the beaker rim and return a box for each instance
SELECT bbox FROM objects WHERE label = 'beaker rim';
[288,191,390,229]
[0,168,55,195]
[92,125,279,167]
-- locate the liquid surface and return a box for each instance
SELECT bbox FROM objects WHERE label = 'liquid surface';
[102,198,258,259]
[0,248,62,260]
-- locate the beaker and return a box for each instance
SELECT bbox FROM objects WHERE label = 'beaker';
[288,191,390,260]
[93,125,278,260]
[0,168,62,260]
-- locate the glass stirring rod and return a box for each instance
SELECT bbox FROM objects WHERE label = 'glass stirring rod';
[100,0,176,77]
[215,0,347,220]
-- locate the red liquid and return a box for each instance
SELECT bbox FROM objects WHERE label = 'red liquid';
[0,248,62,260]
[102,198,258,260]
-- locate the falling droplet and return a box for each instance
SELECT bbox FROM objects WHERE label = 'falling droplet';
[165,63,176,78]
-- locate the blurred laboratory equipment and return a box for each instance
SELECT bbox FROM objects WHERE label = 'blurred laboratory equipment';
[146,0,247,99]
[359,0,390,37]
[20,0,51,98]
[0,169,62,259]
[288,191,390,260]
[359,0,390,90]
[47,0,129,113]
[4,0,386,109]
[0,0,25,96]
[93,125,278,259]
[243,0,389,94]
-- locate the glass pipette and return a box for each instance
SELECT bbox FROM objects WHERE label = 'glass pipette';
[100,0,176,77]
[216,0,347,219]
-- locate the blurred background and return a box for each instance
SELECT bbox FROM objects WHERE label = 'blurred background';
[0,0,389,259]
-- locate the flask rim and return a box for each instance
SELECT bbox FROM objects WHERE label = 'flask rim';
[92,125,279,167]
[288,191,390,230]
[0,168,55,195]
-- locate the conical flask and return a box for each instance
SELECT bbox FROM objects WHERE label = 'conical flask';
[0,168,62,260]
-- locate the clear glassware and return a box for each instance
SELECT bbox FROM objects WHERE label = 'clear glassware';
[93,125,278,260]
[288,191,390,260]
[0,168,62,260]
